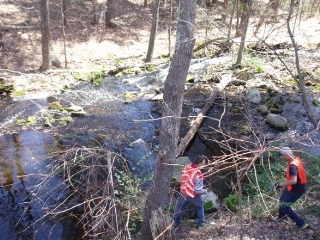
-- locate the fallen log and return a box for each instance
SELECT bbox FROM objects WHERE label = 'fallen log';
[175,73,233,157]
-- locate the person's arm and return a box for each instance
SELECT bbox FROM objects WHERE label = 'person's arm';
[194,175,207,195]
[279,176,297,187]
[279,165,298,187]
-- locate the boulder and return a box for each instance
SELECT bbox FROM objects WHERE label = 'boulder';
[258,105,269,115]
[201,191,220,210]
[266,113,289,131]
[51,55,61,68]
[246,88,261,104]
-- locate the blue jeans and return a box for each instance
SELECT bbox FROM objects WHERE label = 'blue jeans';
[173,193,205,226]
[278,188,306,227]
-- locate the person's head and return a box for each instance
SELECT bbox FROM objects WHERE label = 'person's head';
[279,147,294,161]
[194,155,207,167]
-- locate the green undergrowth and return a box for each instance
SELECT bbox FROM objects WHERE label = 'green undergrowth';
[225,150,320,219]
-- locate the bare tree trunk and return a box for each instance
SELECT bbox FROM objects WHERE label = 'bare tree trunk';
[144,0,148,7]
[141,0,196,238]
[287,0,318,128]
[235,0,240,36]
[92,0,99,25]
[61,0,67,68]
[145,0,161,62]
[62,0,67,26]
[235,0,247,37]
[227,0,237,42]
[235,0,252,66]
[168,0,173,58]
[40,0,51,71]
[105,0,116,28]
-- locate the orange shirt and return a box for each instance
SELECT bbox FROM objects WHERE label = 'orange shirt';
[286,156,307,191]
[180,164,204,198]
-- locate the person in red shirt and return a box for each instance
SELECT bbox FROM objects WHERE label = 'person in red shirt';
[173,155,207,229]
[274,147,309,230]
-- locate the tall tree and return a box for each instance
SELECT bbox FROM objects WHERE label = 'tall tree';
[235,0,252,66]
[105,0,116,28]
[40,0,51,71]
[141,0,196,239]
[145,0,161,62]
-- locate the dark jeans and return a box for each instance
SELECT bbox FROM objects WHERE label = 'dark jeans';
[278,188,306,227]
[173,193,205,226]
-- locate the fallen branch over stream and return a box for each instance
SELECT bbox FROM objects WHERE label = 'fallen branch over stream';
[176,73,233,157]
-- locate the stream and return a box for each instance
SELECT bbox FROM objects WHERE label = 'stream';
[0,56,236,239]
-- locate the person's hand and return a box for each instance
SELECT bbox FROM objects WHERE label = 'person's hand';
[274,183,280,190]
[269,183,280,191]
[203,189,208,194]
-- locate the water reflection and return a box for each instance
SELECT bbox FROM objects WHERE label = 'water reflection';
[0,131,68,239]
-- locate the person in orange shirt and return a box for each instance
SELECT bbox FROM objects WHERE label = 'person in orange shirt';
[173,155,207,229]
[274,147,309,230]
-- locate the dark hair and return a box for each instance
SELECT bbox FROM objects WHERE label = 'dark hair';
[194,155,207,165]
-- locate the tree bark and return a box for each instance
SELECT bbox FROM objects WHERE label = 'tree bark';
[105,0,116,28]
[145,0,161,62]
[62,0,67,26]
[40,0,51,71]
[235,0,252,66]
[61,0,67,68]
[141,0,196,239]
[92,0,99,25]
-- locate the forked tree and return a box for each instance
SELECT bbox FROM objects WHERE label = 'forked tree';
[141,0,197,239]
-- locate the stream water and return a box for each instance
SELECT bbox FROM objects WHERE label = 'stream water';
[0,57,234,239]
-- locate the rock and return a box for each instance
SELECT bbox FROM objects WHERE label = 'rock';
[246,88,261,104]
[48,101,62,110]
[70,110,86,116]
[123,139,157,175]
[258,105,269,115]
[201,191,219,210]
[266,113,289,131]
[67,105,83,112]
[51,55,61,68]
[124,90,138,103]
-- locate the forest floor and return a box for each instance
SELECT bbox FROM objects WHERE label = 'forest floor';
[1,1,320,239]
